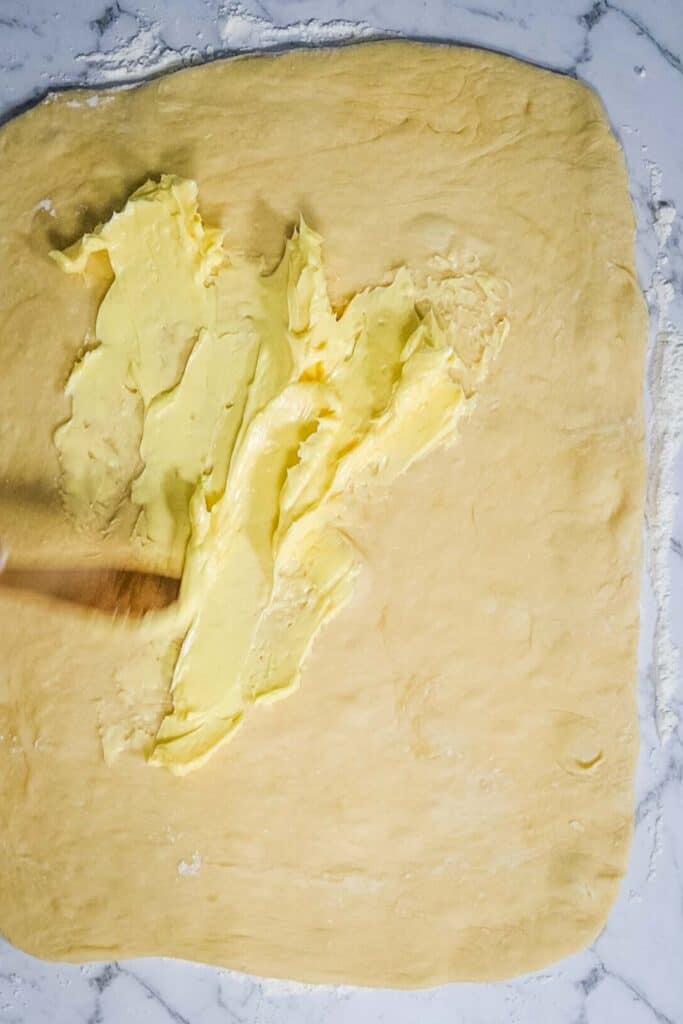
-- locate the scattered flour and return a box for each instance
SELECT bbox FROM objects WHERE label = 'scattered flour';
[217,4,377,49]
[72,3,377,86]
[76,21,203,82]
[177,851,202,877]
[65,95,106,108]
[33,198,56,215]
[645,160,683,742]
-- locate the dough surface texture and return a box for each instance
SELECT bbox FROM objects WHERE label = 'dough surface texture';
[0,42,645,985]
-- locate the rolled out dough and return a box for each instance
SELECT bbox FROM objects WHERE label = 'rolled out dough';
[0,42,645,985]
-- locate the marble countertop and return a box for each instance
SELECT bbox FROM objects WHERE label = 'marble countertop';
[1,1,682,1021]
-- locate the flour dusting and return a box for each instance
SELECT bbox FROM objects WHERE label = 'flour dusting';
[65,96,106,107]
[645,160,683,742]
[72,3,377,86]
[177,851,202,877]
[33,198,56,217]
[217,4,377,49]
[76,20,202,82]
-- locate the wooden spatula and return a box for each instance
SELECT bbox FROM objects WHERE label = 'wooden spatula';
[0,564,180,615]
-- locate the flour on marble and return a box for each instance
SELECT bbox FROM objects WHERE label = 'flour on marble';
[75,20,203,83]
[71,3,377,87]
[645,159,683,743]
[217,3,377,49]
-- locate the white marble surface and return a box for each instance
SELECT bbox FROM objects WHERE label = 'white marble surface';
[1,1,682,1021]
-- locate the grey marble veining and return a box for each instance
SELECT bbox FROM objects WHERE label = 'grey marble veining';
[1,1,682,1021]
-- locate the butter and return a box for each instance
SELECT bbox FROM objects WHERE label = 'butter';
[54,176,508,774]
[53,177,226,562]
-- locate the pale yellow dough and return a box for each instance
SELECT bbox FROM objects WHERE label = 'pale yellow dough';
[0,42,645,985]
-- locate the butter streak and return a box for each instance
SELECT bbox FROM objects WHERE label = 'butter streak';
[53,176,509,774]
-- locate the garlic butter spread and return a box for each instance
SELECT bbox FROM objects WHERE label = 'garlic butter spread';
[53,175,508,774]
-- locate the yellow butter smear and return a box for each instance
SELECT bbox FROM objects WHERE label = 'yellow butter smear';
[53,176,509,774]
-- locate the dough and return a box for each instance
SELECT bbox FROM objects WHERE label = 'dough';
[53,175,508,774]
[0,42,645,985]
